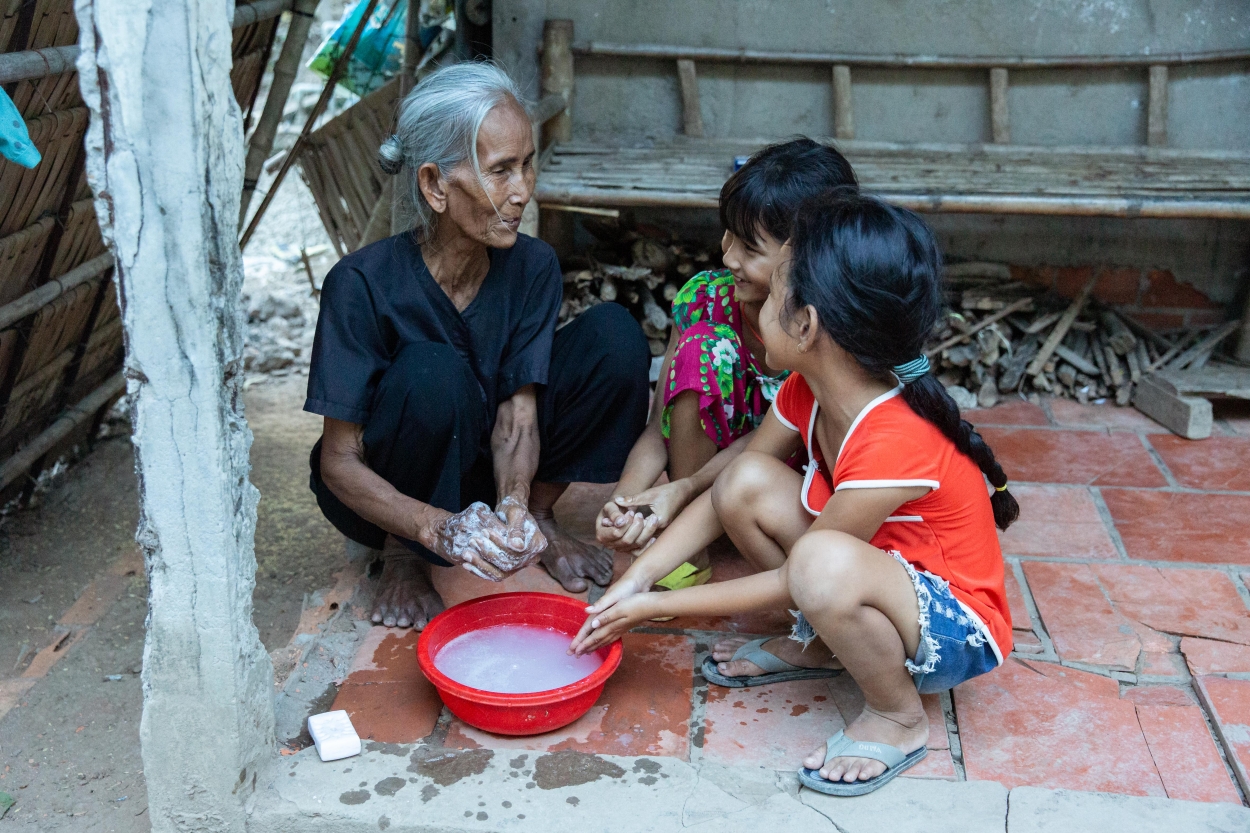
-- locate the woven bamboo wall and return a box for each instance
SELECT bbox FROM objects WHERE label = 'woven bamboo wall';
[0,0,279,481]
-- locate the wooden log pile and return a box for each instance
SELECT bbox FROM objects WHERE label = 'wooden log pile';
[556,221,1245,414]
[929,263,1242,412]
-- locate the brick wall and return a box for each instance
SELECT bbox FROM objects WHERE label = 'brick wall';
[1010,265,1228,333]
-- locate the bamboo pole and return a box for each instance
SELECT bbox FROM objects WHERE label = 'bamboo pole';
[240,0,383,250]
[541,20,574,146]
[388,0,422,235]
[0,253,112,331]
[570,41,1250,69]
[240,0,320,226]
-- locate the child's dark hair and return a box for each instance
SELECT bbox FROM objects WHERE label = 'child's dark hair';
[785,190,1019,530]
[720,138,857,247]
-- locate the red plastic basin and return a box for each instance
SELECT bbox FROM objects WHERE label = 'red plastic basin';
[417,592,623,736]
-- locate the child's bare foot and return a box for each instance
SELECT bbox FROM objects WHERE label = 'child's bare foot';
[804,705,928,783]
[710,635,843,678]
[370,555,445,629]
[536,516,614,593]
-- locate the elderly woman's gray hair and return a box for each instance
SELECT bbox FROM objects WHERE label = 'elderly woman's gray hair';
[378,62,528,241]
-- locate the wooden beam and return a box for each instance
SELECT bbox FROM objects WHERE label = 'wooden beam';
[240,0,320,225]
[989,67,1010,144]
[1147,64,1168,147]
[832,64,854,140]
[530,92,569,127]
[676,59,704,137]
[1133,375,1212,439]
[541,19,574,145]
[570,41,1250,69]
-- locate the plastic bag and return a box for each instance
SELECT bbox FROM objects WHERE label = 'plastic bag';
[308,0,408,96]
[0,88,40,169]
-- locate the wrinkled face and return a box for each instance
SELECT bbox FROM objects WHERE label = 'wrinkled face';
[440,100,535,248]
[720,228,787,305]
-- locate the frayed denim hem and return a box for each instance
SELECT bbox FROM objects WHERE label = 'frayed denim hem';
[890,551,942,677]
[788,609,817,648]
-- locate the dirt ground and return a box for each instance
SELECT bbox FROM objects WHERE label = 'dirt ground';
[0,375,341,829]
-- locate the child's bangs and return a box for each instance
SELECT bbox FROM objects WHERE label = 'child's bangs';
[719,169,774,248]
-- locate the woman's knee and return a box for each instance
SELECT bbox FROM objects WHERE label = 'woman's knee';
[574,302,649,374]
[787,530,869,611]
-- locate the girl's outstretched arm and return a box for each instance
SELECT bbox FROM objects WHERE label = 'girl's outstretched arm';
[571,564,791,655]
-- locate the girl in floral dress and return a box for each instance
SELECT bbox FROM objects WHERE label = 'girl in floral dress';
[597,138,858,589]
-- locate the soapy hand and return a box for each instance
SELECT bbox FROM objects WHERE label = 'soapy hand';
[596,480,692,554]
[431,502,544,581]
[494,495,546,562]
[568,574,652,655]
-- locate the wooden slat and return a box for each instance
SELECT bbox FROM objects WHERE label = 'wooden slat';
[989,67,1010,144]
[832,64,854,140]
[1148,64,1168,147]
[676,59,703,138]
[533,139,1250,218]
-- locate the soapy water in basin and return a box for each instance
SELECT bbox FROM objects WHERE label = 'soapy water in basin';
[434,624,603,693]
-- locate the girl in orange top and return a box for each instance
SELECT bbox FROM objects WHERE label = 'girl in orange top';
[571,191,1020,797]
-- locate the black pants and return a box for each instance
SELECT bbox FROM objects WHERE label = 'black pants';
[310,302,650,565]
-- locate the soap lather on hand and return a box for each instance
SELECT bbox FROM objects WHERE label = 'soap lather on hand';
[432,501,547,580]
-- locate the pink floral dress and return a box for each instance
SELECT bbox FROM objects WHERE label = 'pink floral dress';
[661,270,788,449]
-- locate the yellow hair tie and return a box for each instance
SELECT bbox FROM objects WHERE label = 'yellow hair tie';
[995,483,1009,492]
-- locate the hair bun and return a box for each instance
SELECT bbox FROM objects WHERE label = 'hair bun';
[377,134,405,175]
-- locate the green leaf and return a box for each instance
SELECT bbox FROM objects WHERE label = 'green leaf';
[0,791,15,819]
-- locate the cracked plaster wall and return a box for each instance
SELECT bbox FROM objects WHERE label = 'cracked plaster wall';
[74,0,275,829]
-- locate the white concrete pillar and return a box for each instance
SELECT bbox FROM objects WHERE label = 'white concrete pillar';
[74,0,275,830]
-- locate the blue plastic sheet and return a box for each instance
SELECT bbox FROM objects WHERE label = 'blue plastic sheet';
[0,88,41,169]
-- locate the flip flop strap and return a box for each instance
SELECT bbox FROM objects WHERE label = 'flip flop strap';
[731,638,803,675]
[823,731,906,769]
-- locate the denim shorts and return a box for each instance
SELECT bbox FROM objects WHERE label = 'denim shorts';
[789,552,1000,695]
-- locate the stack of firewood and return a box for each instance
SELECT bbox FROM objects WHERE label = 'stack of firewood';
[929,263,1241,411]
[558,222,1241,408]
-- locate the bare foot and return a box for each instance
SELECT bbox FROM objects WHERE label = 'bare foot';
[802,705,928,784]
[370,555,445,629]
[711,635,843,678]
[535,516,614,593]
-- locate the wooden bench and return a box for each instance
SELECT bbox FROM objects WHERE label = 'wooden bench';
[528,20,1250,221]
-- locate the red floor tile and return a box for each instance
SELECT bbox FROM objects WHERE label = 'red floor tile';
[978,428,1167,487]
[1002,568,1033,630]
[1136,704,1242,804]
[1017,659,1120,698]
[905,747,957,780]
[331,679,443,744]
[444,632,694,759]
[701,679,846,768]
[330,627,443,743]
[1023,562,1142,670]
[1012,629,1044,654]
[1101,489,1250,565]
[1182,637,1250,675]
[1047,399,1167,433]
[1122,685,1196,707]
[966,399,1050,427]
[1148,435,1250,491]
[997,485,1119,560]
[1195,676,1250,797]
[1091,564,1250,646]
[956,658,1165,795]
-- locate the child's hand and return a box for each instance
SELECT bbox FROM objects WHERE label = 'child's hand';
[569,591,657,656]
[596,480,693,553]
[568,574,649,655]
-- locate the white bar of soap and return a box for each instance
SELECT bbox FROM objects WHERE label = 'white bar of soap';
[307,710,361,762]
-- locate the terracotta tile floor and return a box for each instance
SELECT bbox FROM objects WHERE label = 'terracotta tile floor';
[324,399,1250,806]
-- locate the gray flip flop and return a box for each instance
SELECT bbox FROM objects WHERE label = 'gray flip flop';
[700,637,842,688]
[798,730,928,796]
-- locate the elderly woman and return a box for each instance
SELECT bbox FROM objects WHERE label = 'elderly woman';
[306,63,649,629]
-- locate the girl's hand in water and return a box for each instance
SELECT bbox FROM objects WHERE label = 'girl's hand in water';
[568,573,650,654]
[569,587,658,656]
[596,479,693,552]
